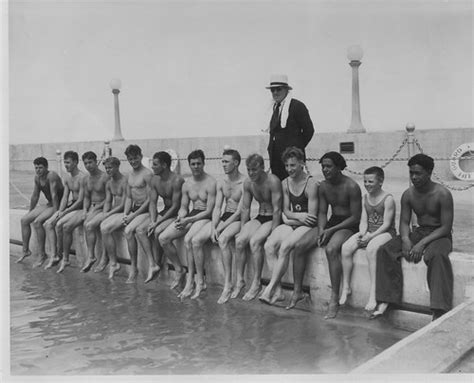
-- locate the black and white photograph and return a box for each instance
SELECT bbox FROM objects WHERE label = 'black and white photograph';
[2,0,473,381]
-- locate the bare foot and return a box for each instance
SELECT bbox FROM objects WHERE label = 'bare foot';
[178,283,194,300]
[258,289,272,305]
[57,260,70,273]
[285,292,308,310]
[45,255,61,269]
[230,281,245,299]
[108,263,121,279]
[144,265,161,283]
[339,288,352,305]
[365,299,377,311]
[324,299,339,319]
[80,257,97,273]
[126,269,138,283]
[217,287,233,304]
[270,291,285,305]
[190,282,207,300]
[16,250,32,263]
[242,285,261,301]
[170,269,186,290]
[34,254,47,268]
[93,260,108,273]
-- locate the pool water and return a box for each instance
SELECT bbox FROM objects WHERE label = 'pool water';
[10,254,409,375]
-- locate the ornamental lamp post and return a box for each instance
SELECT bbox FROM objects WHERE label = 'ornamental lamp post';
[347,45,366,133]
[109,78,124,141]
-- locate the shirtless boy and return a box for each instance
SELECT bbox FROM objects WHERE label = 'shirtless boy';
[122,144,153,283]
[293,152,361,318]
[340,166,396,311]
[18,157,64,266]
[99,157,128,279]
[43,150,85,273]
[80,151,109,273]
[259,147,318,306]
[374,154,454,321]
[189,148,245,303]
[159,149,216,299]
[134,151,184,283]
[233,153,282,301]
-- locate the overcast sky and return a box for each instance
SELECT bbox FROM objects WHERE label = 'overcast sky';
[6,0,473,144]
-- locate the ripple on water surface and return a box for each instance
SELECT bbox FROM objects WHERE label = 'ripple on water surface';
[10,259,409,375]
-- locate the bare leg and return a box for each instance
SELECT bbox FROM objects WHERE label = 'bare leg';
[100,213,123,279]
[217,222,240,304]
[287,227,318,310]
[340,233,359,305]
[82,211,103,272]
[124,214,149,283]
[232,221,261,299]
[43,214,61,268]
[365,233,392,311]
[190,221,212,299]
[324,229,353,319]
[31,207,54,267]
[135,217,160,283]
[260,225,292,304]
[57,211,83,273]
[243,221,272,301]
[159,223,187,290]
[19,206,46,262]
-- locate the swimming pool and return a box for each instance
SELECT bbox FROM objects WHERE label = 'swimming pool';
[10,253,409,375]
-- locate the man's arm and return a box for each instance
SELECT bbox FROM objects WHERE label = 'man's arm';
[270,175,283,231]
[295,101,314,148]
[399,190,413,259]
[48,173,62,211]
[58,181,70,212]
[211,181,224,228]
[240,179,252,229]
[148,178,159,223]
[159,177,184,224]
[82,177,91,216]
[29,177,41,211]
[317,183,328,234]
[410,188,454,262]
[103,182,113,214]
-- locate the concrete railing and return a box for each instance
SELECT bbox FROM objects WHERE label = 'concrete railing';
[10,209,474,330]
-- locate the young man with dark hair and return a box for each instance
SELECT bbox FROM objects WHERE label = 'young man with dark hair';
[80,151,109,272]
[291,151,361,318]
[232,153,283,301]
[122,144,154,283]
[159,149,216,298]
[18,157,64,266]
[188,148,245,302]
[373,154,454,321]
[133,151,184,283]
[43,150,86,272]
[259,146,318,306]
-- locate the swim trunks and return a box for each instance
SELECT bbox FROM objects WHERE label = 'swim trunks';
[255,214,273,224]
[187,209,205,218]
[130,203,142,213]
[221,211,239,222]
[325,215,359,233]
[158,206,171,216]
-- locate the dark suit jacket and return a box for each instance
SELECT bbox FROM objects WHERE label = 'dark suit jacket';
[267,98,314,163]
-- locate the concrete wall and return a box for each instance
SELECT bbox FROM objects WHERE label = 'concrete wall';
[9,128,474,180]
[10,209,474,331]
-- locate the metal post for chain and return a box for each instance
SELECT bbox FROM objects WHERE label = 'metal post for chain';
[405,123,417,227]
[56,150,63,178]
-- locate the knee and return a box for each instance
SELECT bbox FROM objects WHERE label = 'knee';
[21,215,32,226]
[263,240,276,255]
[249,238,262,253]
[218,235,231,250]
[84,221,95,232]
[325,244,340,258]
[135,226,147,238]
[183,237,193,251]
[191,236,205,250]
[124,227,135,240]
[279,242,293,257]
[341,242,352,257]
[32,219,44,230]
[158,233,170,247]
[235,236,246,251]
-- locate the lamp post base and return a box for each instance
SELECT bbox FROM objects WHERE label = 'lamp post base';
[111,135,125,141]
[347,123,366,133]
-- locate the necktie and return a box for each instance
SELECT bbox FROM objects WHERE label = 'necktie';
[269,102,281,133]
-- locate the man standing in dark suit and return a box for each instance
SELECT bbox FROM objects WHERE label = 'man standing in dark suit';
[266,74,314,180]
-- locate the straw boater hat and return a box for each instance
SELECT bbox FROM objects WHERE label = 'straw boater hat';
[265,74,293,90]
